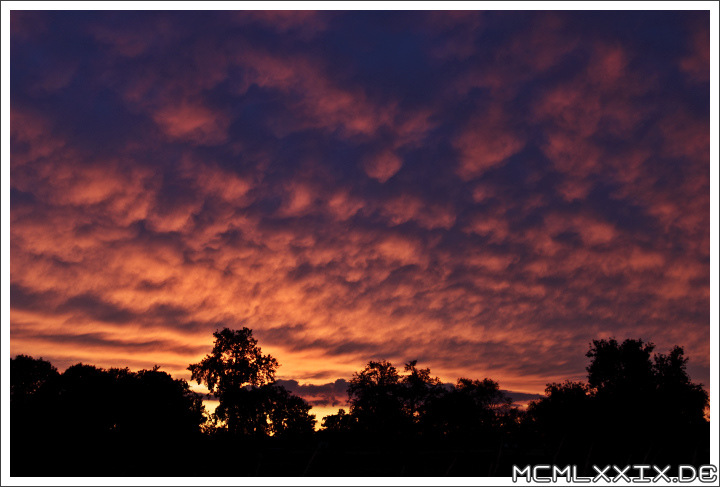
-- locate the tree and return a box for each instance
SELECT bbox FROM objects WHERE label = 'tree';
[189,327,314,436]
[321,408,357,432]
[524,380,592,453]
[10,354,59,399]
[653,346,709,425]
[323,359,445,439]
[347,360,409,435]
[41,363,206,442]
[586,338,655,398]
[586,339,708,417]
[650,344,709,452]
[56,363,116,437]
[10,355,62,458]
[427,377,511,444]
[189,327,278,435]
[189,328,279,393]
[528,380,590,424]
[580,338,708,465]
[455,377,512,414]
[400,360,444,428]
[117,367,206,438]
[263,383,316,437]
[585,338,658,443]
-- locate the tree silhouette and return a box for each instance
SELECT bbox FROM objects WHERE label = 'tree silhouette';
[586,338,656,397]
[321,408,357,432]
[585,337,659,457]
[653,346,709,426]
[425,377,512,446]
[585,338,701,434]
[10,354,59,399]
[10,357,206,475]
[262,383,316,436]
[10,354,63,474]
[189,328,279,392]
[650,345,709,466]
[189,327,314,437]
[524,380,593,464]
[525,380,590,434]
[347,359,409,436]
[189,327,279,435]
[524,338,710,468]
[400,360,444,431]
[114,366,206,439]
[55,363,116,438]
[44,363,206,442]
[9,337,709,476]
[327,359,521,450]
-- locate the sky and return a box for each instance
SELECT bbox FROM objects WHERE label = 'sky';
[7,8,713,421]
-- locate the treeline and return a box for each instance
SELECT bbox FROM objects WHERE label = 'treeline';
[11,358,207,476]
[10,329,710,476]
[318,339,709,475]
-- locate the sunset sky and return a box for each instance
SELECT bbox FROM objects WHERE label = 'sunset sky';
[7,8,713,421]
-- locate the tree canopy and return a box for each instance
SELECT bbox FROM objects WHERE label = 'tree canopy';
[10,354,59,399]
[10,335,710,476]
[188,327,279,394]
[188,327,315,436]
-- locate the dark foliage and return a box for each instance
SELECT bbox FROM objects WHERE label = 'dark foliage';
[345,359,409,437]
[10,336,710,476]
[10,354,59,398]
[188,327,316,437]
[520,338,709,471]
[10,357,205,476]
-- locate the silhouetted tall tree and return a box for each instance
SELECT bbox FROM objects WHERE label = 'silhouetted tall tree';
[189,328,279,392]
[525,338,710,467]
[188,327,314,436]
[188,327,279,435]
[584,338,709,434]
[585,337,658,455]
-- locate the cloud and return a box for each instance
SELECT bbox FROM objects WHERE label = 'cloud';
[233,10,329,39]
[679,18,710,84]
[363,149,403,183]
[454,125,525,181]
[152,100,230,145]
[9,11,710,404]
[275,378,350,408]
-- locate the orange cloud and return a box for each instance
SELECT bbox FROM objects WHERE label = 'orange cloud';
[152,100,230,145]
[10,11,709,412]
[454,105,525,180]
[363,149,403,183]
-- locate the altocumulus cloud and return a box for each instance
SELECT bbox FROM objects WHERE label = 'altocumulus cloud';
[10,11,710,409]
